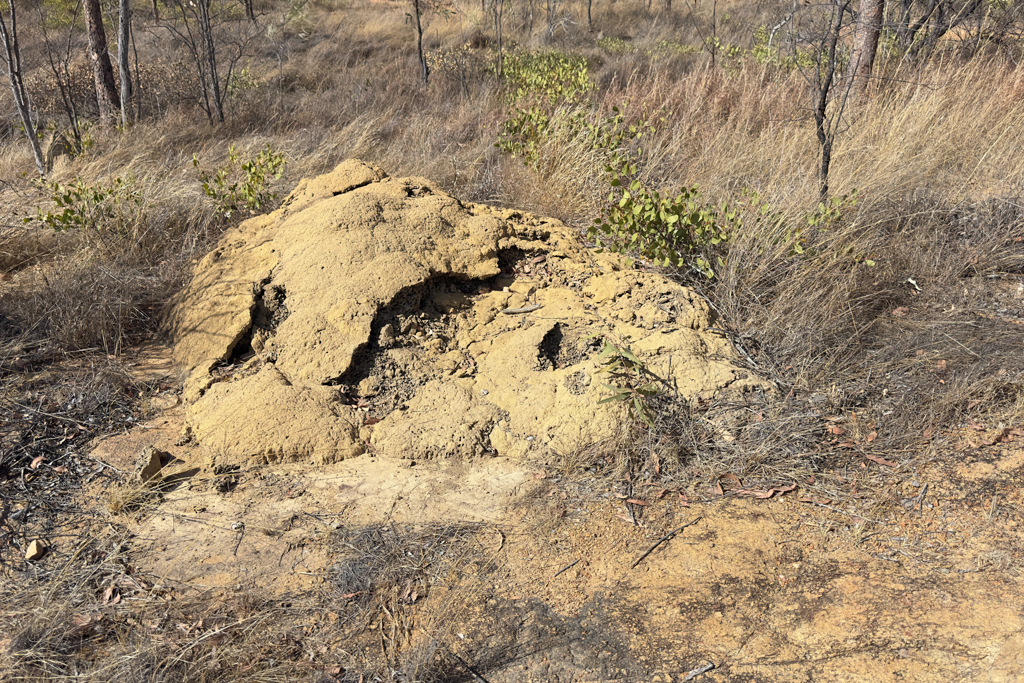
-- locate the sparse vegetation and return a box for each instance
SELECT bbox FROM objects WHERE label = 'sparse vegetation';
[3,0,1024,678]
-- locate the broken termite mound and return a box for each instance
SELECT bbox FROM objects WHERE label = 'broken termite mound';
[165,159,770,468]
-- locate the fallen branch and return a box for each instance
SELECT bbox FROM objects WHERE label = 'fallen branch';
[631,517,703,569]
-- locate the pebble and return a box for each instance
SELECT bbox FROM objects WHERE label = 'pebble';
[25,539,46,561]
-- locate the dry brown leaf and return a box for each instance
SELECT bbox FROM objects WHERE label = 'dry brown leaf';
[625,498,650,506]
[30,456,44,469]
[892,307,910,318]
[735,484,796,499]
[864,453,897,467]
[865,431,877,443]
[827,425,846,435]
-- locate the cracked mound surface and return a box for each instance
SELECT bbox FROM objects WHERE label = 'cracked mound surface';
[166,160,770,467]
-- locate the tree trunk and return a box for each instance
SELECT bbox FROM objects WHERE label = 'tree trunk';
[197,0,224,122]
[413,0,428,85]
[118,0,132,126]
[84,0,119,123]
[850,0,884,100]
[494,0,504,77]
[0,0,45,175]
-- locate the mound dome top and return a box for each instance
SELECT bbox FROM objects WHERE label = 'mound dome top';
[166,159,769,467]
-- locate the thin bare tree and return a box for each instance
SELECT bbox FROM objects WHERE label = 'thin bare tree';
[118,0,133,126]
[37,0,85,148]
[412,0,429,84]
[0,0,45,175]
[810,0,855,201]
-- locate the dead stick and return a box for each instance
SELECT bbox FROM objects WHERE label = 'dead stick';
[631,517,703,569]
[554,558,580,577]
[682,661,716,681]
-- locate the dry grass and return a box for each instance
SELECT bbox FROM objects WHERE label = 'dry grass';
[0,522,503,682]
[2,0,1024,677]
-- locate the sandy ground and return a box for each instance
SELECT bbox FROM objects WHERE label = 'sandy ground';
[80,349,1024,682]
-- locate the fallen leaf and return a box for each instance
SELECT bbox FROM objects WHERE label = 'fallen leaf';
[30,456,44,469]
[534,470,548,480]
[735,483,796,499]
[678,492,690,507]
[892,307,910,318]
[865,431,877,443]
[864,453,897,467]
[827,425,846,435]
[364,417,381,426]
[935,359,947,372]
[625,498,650,506]
[923,428,934,439]
[798,496,832,505]
[969,420,985,431]
[54,466,68,474]
[836,440,858,449]
[720,473,742,487]
[339,592,362,599]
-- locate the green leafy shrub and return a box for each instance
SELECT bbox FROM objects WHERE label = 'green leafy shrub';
[594,337,662,428]
[498,50,592,105]
[750,26,817,70]
[645,40,702,59]
[29,174,147,256]
[597,37,637,55]
[193,144,287,222]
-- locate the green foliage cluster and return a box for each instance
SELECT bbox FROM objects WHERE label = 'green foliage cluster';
[496,98,865,277]
[597,37,637,55]
[497,50,591,105]
[585,107,740,278]
[594,337,661,428]
[646,40,702,59]
[749,26,817,70]
[494,50,592,167]
[29,174,147,255]
[227,67,260,98]
[193,144,286,222]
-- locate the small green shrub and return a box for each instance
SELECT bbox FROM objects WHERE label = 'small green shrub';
[594,337,662,428]
[498,50,592,105]
[597,37,636,55]
[29,174,147,255]
[750,26,817,70]
[193,144,286,222]
[645,40,701,59]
